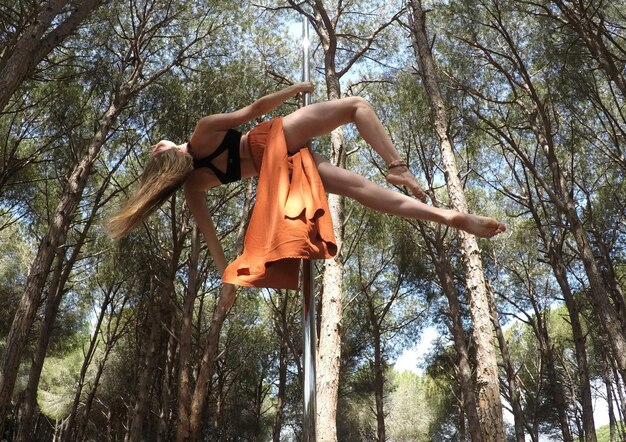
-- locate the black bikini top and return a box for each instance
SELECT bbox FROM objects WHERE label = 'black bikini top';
[189,129,242,184]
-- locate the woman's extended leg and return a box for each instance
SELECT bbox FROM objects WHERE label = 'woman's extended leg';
[282,97,428,201]
[314,154,506,238]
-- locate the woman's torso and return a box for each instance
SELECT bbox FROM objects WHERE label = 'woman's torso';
[187,129,257,187]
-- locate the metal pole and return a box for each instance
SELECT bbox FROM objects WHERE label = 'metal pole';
[301,15,317,442]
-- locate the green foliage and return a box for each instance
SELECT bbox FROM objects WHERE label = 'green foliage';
[596,421,625,442]
[38,347,86,420]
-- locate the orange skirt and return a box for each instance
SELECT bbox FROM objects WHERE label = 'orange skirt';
[246,120,273,173]
[222,117,337,289]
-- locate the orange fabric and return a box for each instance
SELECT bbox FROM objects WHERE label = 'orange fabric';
[246,119,270,172]
[222,118,337,289]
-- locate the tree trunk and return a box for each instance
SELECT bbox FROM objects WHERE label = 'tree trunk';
[486,284,525,442]
[605,373,616,442]
[272,291,290,442]
[550,0,626,99]
[407,1,505,439]
[527,293,573,442]
[185,183,254,441]
[129,220,184,442]
[128,298,162,442]
[156,313,177,442]
[15,251,65,442]
[0,92,127,432]
[372,323,386,442]
[16,154,120,442]
[431,243,483,442]
[176,227,202,441]
[476,0,626,385]
[548,246,596,441]
[0,0,105,113]
[313,9,345,441]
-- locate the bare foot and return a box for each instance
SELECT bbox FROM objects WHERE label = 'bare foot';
[448,212,506,238]
[386,164,428,203]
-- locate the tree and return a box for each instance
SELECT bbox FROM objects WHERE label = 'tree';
[406,1,506,438]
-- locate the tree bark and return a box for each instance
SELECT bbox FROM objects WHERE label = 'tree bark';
[176,227,201,441]
[486,284,525,442]
[549,0,626,99]
[271,291,290,442]
[15,250,65,442]
[0,90,128,432]
[0,0,106,113]
[309,6,345,440]
[185,182,254,441]
[431,242,483,442]
[407,1,505,439]
[547,244,596,441]
[16,151,122,442]
[471,0,626,386]
[371,322,386,442]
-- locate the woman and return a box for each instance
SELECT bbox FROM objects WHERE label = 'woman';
[108,82,505,301]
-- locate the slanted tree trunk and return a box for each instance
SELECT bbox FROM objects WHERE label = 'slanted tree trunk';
[548,0,626,99]
[468,0,626,386]
[16,151,124,442]
[547,242,596,441]
[0,87,132,431]
[185,182,254,441]
[76,291,130,442]
[0,0,106,113]
[407,1,505,439]
[127,292,163,442]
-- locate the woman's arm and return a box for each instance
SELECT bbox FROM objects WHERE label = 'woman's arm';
[184,178,228,274]
[184,172,239,308]
[184,177,238,308]
[195,82,313,132]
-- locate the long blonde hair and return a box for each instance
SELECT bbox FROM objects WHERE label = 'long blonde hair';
[107,148,193,238]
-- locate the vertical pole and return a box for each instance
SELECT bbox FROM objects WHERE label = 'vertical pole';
[301,15,317,442]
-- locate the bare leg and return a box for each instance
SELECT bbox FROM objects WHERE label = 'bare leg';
[313,154,505,238]
[282,97,428,201]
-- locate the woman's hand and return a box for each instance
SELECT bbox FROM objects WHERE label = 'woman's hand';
[294,81,314,94]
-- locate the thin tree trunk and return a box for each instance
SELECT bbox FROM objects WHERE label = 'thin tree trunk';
[549,0,626,99]
[486,284,525,442]
[15,251,65,442]
[156,313,177,442]
[128,298,162,442]
[176,227,202,441]
[129,218,184,442]
[605,373,616,442]
[17,154,122,442]
[185,182,254,441]
[407,2,505,439]
[473,1,626,384]
[372,323,386,442]
[525,285,572,442]
[432,244,483,442]
[272,291,290,442]
[549,248,596,441]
